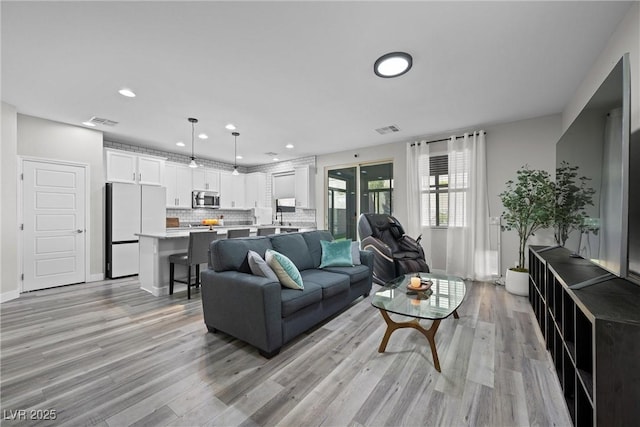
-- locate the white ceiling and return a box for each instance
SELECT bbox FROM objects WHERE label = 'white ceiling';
[1,1,632,166]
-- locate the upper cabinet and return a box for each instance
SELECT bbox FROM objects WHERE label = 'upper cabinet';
[192,168,220,192]
[295,165,316,209]
[104,149,165,186]
[245,172,267,208]
[165,162,192,209]
[219,171,246,209]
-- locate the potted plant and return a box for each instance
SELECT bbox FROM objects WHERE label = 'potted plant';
[554,161,596,250]
[499,166,555,296]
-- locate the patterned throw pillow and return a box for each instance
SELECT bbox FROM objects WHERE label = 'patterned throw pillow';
[319,240,353,268]
[351,241,361,265]
[247,250,278,281]
[265,249,304,290]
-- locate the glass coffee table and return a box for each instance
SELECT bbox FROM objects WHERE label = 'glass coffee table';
[371,272,467,372]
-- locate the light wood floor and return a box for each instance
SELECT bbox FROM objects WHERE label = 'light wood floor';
[0,277,571,427]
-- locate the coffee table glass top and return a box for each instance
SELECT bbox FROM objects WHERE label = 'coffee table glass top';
[371,272,466,320]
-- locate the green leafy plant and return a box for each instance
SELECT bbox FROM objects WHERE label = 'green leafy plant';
[554,161,597,246]
[500,166,555,271]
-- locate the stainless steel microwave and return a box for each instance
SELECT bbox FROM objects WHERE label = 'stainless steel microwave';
[192,191,220,209]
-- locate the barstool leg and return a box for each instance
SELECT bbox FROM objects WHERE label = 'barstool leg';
[196,264,201,287]
[187,266,191,299]
[169,263,175,295]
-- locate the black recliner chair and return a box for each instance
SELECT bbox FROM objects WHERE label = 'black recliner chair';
[358,213,430,285]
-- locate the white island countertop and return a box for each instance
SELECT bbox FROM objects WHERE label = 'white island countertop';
[136,225,311,239]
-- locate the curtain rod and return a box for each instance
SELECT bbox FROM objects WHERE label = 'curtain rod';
[410,131,486,146]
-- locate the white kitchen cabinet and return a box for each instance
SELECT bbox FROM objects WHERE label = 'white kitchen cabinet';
[137,156,165,185]
[295,165,316,209]
[245,172,267,208]
[192,168,220,192]
[219,171,246,209]
[165,162,193,209]
[104,149,165,186]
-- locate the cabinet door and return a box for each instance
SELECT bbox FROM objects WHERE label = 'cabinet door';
[175,165,193,208]
[192,168,207,191]
[105,150,137,183]
[220,172,245,208]
[245,172,266,208]
[295,166,316,209]
[164,163,178,207]
[206,170,220,192]
[137,156,164,186]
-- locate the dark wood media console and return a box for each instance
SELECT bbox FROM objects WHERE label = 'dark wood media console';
[528,246,640,426]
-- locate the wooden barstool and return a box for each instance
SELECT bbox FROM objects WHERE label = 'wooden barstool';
[169,231,217,299]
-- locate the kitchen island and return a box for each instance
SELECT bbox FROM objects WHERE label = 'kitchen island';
[136,225,314,296]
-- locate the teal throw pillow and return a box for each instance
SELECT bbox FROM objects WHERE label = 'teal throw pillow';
[265,249,304,290]
[319,239,353,268]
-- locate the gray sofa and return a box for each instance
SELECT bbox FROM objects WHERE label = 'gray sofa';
[200,230,373,357]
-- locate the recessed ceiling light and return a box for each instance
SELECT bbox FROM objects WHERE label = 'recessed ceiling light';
[236,155,243,159]
[374,52,412,78]
[118,88,136,97]
[225,123,236,130]
[198,133,208,140]
[285,144,294,149]
[176,141,185,147]
[273,157,279,161]
[82,121,96,127]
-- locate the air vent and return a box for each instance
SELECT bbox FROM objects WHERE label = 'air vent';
[88,116,119,127]
[375,125,400,135]
[265,152,278,156]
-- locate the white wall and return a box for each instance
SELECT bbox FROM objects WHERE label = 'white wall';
[17,114,104,279]
[1,103,19,302]
[564,2,639,134]
[315,113,562,274]
[486,114,561,273]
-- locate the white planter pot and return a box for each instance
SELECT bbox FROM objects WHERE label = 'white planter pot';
[505,269,529,297]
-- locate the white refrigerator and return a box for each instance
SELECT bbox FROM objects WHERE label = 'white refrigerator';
[106,182,166,278]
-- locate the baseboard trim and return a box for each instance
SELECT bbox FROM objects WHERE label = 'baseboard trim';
[0,290,20,303]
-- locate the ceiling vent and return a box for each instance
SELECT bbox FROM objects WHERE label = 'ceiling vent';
[265,151,278,156]
[375,125,400,135]
[88,116,119,127]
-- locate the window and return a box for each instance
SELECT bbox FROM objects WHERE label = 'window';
[421,152,469,228]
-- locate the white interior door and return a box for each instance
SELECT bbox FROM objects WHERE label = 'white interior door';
[22,160,86,291]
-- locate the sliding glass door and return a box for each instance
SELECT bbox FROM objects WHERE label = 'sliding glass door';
[327,162,393,241]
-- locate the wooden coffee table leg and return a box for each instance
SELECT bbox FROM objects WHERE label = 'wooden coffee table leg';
[377,309,444,372]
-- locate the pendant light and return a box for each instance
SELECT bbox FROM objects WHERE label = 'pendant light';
[188,117,198,168]
[232,131,240,175]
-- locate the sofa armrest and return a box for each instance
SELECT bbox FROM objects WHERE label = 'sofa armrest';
[201,269,283,354]
[359,249,374,272]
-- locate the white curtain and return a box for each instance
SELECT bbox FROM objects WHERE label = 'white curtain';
[406,141,432,268]
[445,132,492,280]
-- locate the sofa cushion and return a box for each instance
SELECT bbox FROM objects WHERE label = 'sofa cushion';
[319,240,353,268]
[211,237,273,273]
[322,264,371,284]
[301,230,334,268]
[281,282,322,317]
[271,233,314,270]
[266,249,304,290]
[247,250,278,281]
[300,269,350,299]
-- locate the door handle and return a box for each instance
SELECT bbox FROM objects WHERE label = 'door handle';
[76,229,84,233]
